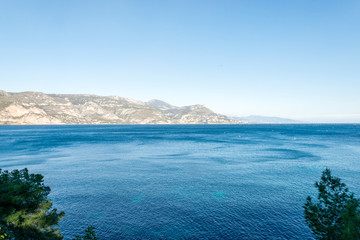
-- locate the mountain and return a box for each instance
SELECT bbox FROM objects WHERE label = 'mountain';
[229,115,300,124]
[147,99,175,110]
[0,90,241,125]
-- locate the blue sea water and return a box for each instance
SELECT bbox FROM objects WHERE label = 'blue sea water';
[0,124,359,239]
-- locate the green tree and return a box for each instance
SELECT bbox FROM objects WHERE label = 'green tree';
[0,168,65,239]
[0,226,11,239]
[73,226,99,240]
[340,197,360,240]
[304,168,360,240]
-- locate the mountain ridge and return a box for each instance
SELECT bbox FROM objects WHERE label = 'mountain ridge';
[0,90,241,125]
[228,115,301,124]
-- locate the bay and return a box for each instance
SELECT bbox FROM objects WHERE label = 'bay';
[0,124,359,239]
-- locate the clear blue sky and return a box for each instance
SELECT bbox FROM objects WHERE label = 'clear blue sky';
[0,0,359,122]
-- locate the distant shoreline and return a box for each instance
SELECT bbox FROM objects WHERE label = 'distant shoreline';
[0,123,359,126]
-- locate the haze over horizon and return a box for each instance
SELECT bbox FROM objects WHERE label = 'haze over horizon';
[1,1,359,123]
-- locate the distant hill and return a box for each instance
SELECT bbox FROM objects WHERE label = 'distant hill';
[229,115,301,124]
[147,99,175,110]
[0,90,241,125]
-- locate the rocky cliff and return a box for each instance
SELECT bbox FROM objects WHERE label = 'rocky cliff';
[0,90,241,125]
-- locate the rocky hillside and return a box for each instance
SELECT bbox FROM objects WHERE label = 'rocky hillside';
[0,90,241,125]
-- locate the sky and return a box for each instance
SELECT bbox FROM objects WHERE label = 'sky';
[0,0,359,122]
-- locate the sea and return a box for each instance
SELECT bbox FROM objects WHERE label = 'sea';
[0,124,359,239]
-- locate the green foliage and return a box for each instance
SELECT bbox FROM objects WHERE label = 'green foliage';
[0,226,11,239]
[304,168,360,240]
[73,226,99,240]
[0,168,65,240]
[340,198,360,240]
